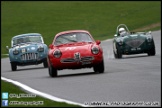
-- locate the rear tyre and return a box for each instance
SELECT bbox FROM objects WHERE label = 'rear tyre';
[49,64,57,77]
[93,60,104,73]
[11,62,17,71]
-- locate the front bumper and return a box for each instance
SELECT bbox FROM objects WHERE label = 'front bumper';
[10,52,47,66]
[11,58,47,66]
[49,55,103,70]
[119,41,154,55]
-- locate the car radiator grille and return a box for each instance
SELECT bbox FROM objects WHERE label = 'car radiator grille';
[81,56,94,61]
[61,58,75,63]
[125,39,145,48]
[21,53,38,60]
[61,56,94,63]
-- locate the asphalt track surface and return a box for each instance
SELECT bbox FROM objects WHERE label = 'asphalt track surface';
[1,30,161,107]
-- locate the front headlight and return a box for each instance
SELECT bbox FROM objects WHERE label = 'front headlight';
[91,46,99,54]
[13,49,19,55]
[118,40,123,45]
[117,38,123,45]
[38,46,44,52]
[146,35,153,42]
[147,38,152,42]
[53,49,62,58]
[21,48,27,53]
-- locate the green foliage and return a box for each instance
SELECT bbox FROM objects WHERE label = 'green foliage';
[1,1,161,55]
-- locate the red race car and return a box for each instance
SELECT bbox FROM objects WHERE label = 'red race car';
[47,30,104,77]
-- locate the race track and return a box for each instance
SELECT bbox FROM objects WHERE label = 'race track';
[1,30,161,107]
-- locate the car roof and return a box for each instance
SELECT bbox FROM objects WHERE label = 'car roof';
[13,33,42,39]
[55,30,90,37]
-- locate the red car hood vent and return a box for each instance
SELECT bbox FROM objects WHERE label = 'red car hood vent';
[57,42,94,58]
[58,43,93,52]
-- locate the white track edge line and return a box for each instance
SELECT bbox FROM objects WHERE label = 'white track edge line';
[1,76,90,107]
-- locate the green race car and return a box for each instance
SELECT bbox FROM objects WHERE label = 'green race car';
[113,24,156,58]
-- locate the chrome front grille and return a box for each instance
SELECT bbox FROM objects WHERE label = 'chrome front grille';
[126,39,145,48]
[61,58,75,63]
[61,56,94,63]
[21,53,38,60]
[81,56,94,61]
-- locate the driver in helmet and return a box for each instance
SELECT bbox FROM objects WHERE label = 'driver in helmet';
[119,27,127,36]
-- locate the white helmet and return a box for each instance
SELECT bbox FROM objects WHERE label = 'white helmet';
[119,28,126,36]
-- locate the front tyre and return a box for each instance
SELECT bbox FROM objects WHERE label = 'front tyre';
[11,62,17,71]
[116,45,122,58]
[113,42,118,58]
[49,64,57,77]
[113,50,118,58]
[113,42,122,59]
[148,40,156,56]
[93,60,104,73]
[148,47,155,56]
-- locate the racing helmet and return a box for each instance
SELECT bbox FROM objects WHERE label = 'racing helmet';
[119,27,126,36]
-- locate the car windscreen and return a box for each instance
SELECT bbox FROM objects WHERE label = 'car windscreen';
[54,32,93,46]
[12,36,43,46]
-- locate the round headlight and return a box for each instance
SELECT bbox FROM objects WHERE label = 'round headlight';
[38,47,44,52]
[91,46,99,54]
[147,38,152,42]
[13,49,19,55]
[53,49,62,58]
[146,35,153,42]
[118,40,123,45]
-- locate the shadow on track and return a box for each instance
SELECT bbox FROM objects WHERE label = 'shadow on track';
[47,71,106,78]
[5,67,46,72]
[119,54,149,59]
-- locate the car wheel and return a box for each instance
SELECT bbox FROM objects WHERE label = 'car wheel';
[11,62,17,71]
[148,41,156,56]
[48,64,57,77]
[93,60,104,73]
[113,42,118,58]
[43,60,48,68]
[116,45,122,58]
[113,50,118,58]
[148,47,156,56]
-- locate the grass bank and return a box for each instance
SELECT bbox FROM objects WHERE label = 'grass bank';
[1,1,161,54]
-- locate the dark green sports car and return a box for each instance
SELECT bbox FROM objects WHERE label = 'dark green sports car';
[113,24,156,58]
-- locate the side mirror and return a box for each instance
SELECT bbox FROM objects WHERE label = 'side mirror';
[6,46,9,50]
[49,44,54,49]
[96,40,101,45]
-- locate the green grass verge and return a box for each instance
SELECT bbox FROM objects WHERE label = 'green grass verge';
[1,1,161,56]
[1,80,81,107]
[1,55,9,58]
